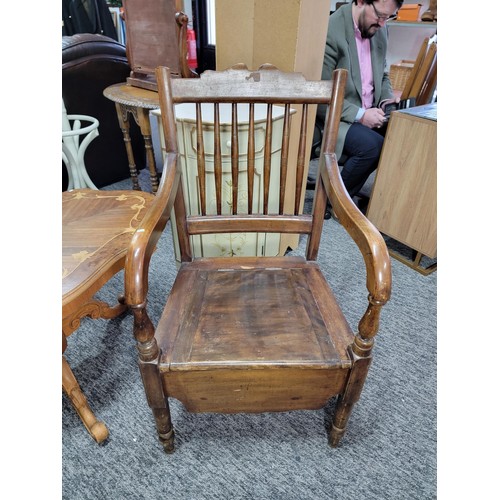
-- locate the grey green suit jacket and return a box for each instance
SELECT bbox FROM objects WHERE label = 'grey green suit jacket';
[318,3,394,158]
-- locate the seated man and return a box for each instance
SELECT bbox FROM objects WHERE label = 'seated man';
[316,0,403,215]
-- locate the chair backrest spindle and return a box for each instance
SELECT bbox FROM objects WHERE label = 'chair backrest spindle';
[247,103,256,215]
[213,103,223,215]
[195,103,207,215]
[231,103,239,215]
[263,104,273,215]
[278,104,291,214]
[295,104,308,215]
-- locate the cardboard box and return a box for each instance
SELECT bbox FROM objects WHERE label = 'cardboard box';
[397,4,422,22]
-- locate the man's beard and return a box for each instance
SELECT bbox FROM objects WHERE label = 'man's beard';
[360,23,379,39]
[358,10,380,39]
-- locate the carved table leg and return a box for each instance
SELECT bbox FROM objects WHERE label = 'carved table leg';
[115,102,141,191]
[62,355,109,443]
[136,108,159,194]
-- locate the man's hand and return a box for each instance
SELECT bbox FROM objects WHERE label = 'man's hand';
[360,107,386,129]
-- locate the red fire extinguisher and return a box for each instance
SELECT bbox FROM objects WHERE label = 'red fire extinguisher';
[187,28,197,69]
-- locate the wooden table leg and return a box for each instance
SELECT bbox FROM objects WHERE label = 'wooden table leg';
[114,102,141,191]
[388,248,437,276]
[62,355,109,443]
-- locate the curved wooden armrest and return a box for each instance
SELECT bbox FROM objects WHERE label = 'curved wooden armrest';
[124,153,181,307]
[321,153,391,304]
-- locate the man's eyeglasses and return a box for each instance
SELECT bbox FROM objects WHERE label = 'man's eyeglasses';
[371,2,397,22]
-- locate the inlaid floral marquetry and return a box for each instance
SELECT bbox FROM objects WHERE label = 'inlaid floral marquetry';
[62,189,154,301]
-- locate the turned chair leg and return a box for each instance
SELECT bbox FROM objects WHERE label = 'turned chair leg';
[328,353,372,447]
[329,398,355,447]
[132,307,175,453]
[62,356,109,443]
[152,407,175,453]
[329,298,384,447]
[138,359,175,453]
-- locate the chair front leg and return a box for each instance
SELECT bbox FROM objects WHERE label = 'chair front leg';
[329,352,371,447]
[329,296,384,447]
[132,306,175,453]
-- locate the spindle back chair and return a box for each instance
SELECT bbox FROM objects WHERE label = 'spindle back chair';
[124,64,392,453]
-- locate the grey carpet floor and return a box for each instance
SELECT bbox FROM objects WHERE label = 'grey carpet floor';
[62,169,437,499]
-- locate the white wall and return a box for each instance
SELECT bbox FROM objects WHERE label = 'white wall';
[387,23,436,67]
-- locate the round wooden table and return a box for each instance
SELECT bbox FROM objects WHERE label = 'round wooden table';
[104,83,161,193]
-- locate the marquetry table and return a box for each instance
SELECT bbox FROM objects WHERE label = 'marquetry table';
[62,188,155,442]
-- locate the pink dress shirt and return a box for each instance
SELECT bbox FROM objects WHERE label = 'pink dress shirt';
[353,20,374,113]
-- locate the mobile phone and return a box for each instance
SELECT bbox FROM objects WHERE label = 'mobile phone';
[384,102,398,118]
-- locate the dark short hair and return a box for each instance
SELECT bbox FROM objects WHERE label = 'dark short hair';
[353,0,405,9]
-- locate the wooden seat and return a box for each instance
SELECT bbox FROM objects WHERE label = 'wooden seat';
[124,65,392,453]
[62,188,155,442]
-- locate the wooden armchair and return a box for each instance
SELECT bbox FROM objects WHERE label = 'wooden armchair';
[124,65,392,453]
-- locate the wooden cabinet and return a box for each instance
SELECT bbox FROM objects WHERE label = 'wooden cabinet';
[153,104,292,262]
[366,103,437,273]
